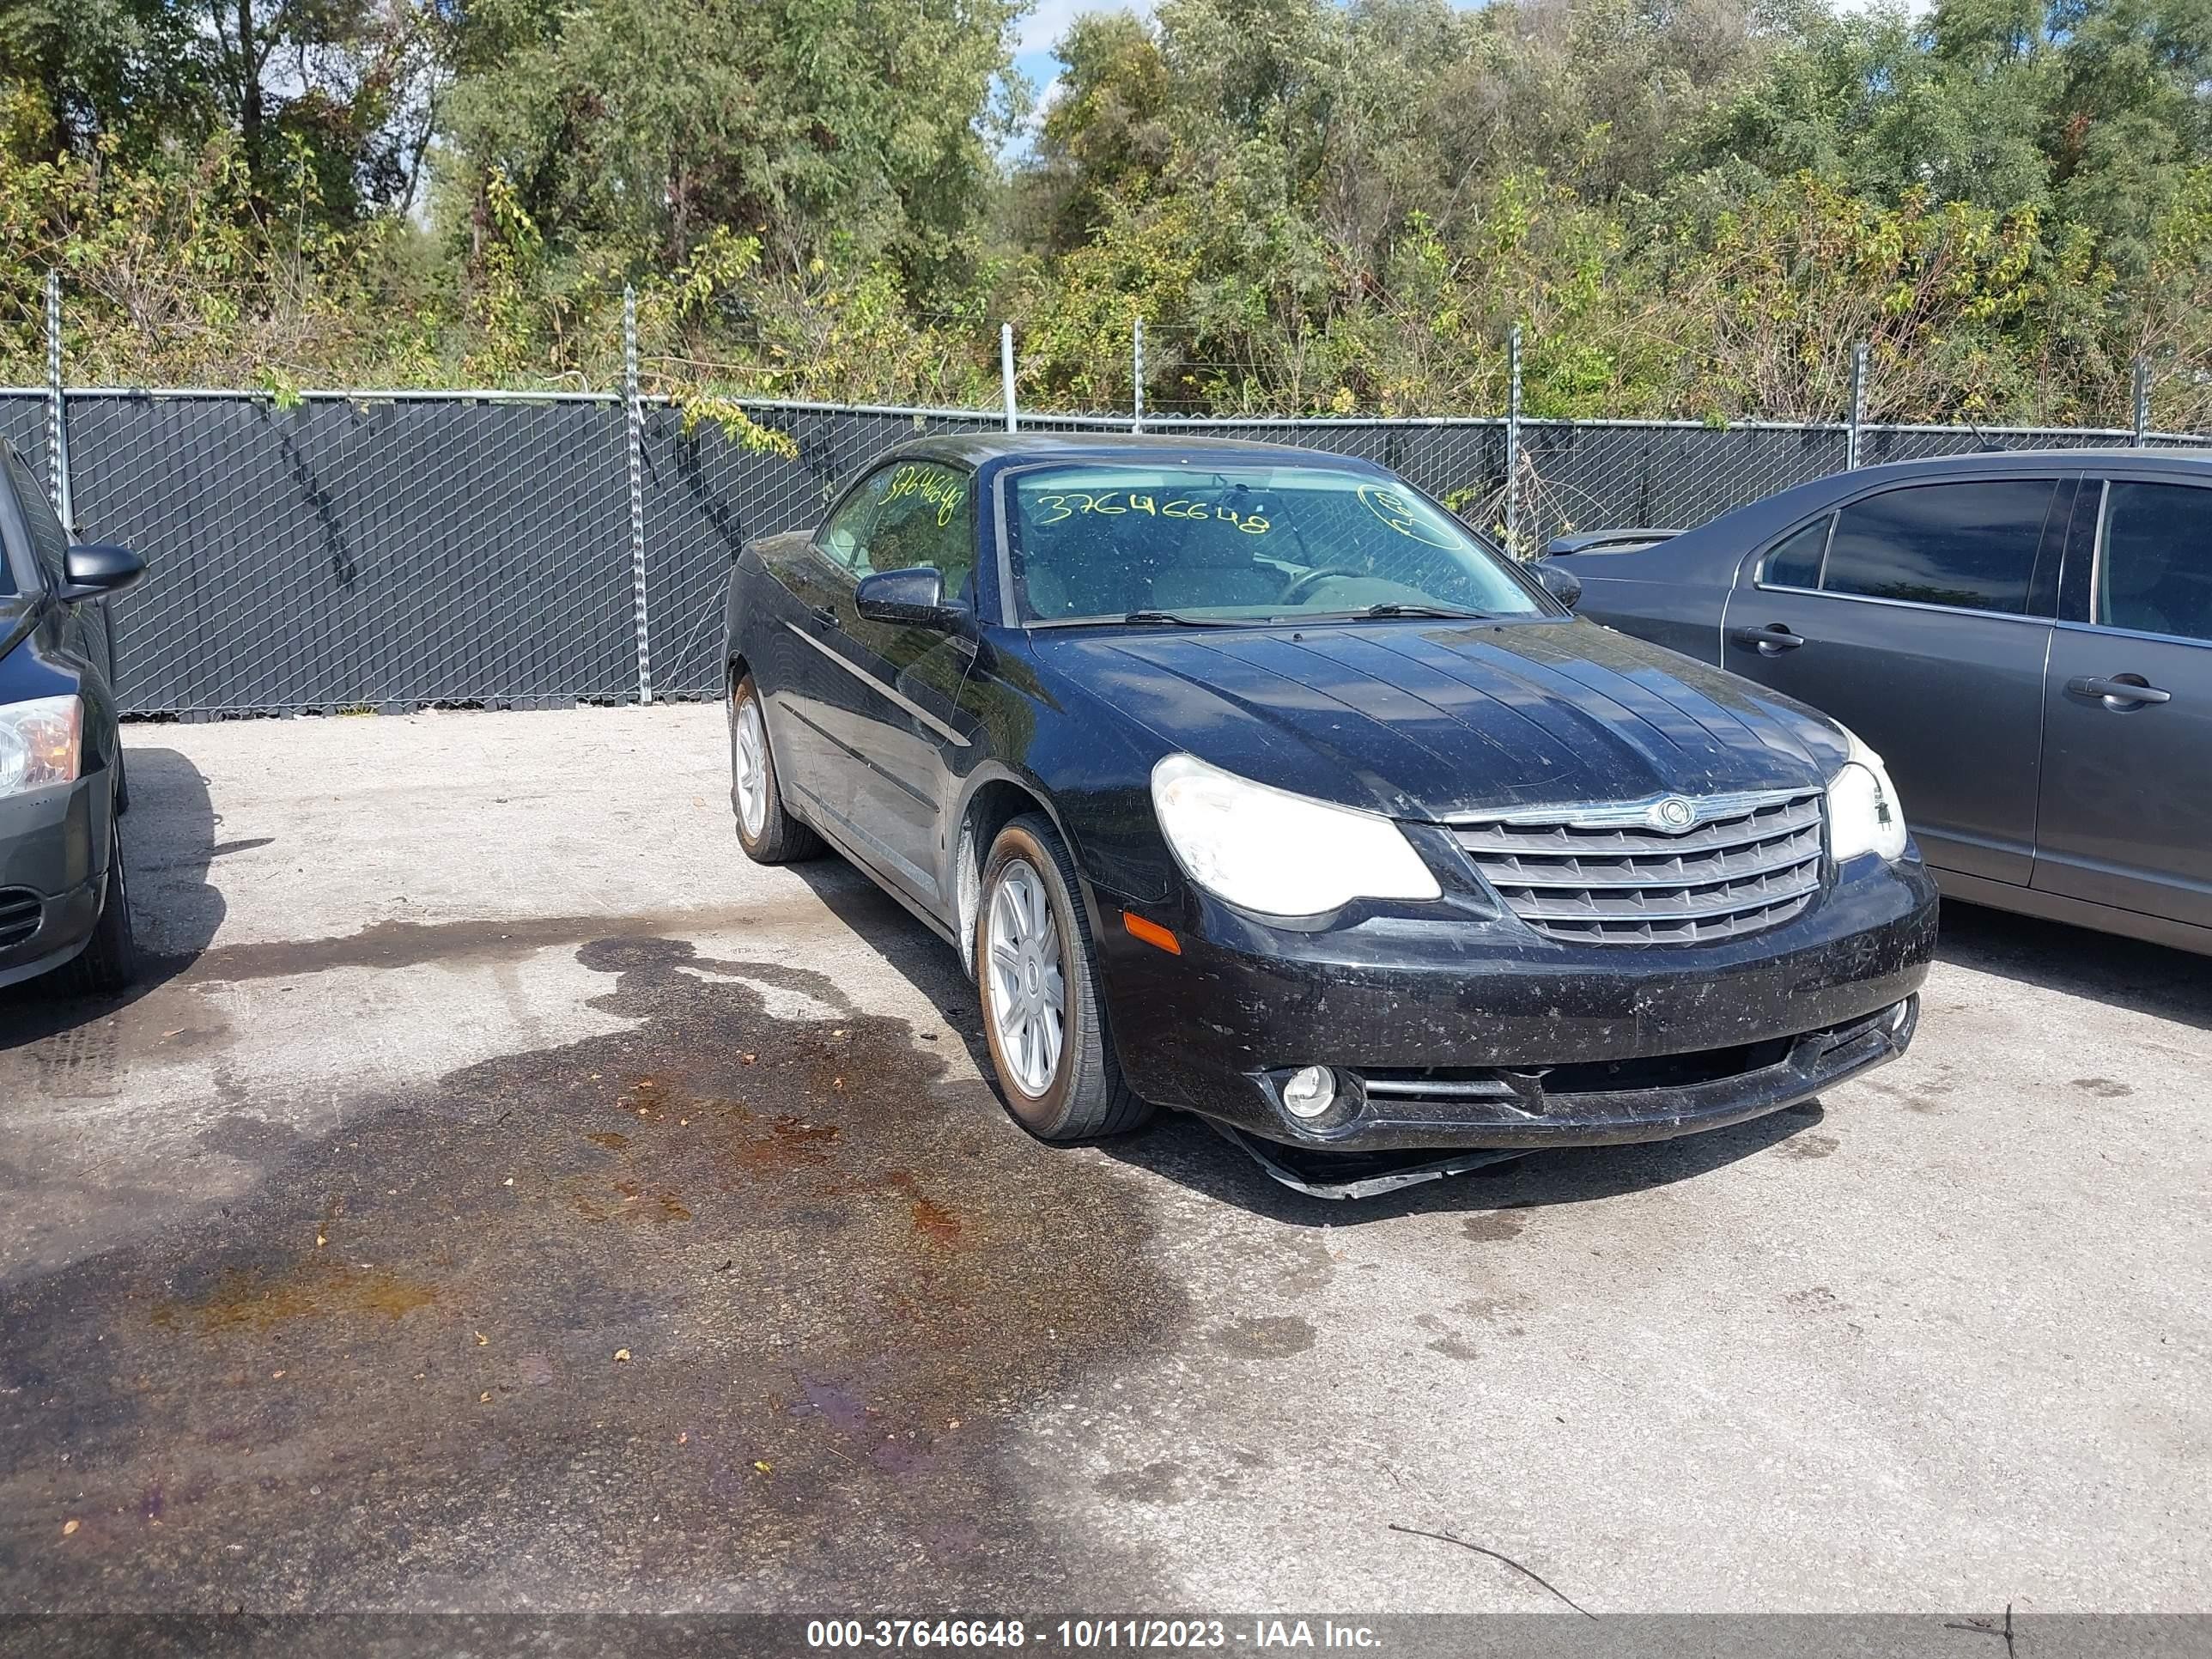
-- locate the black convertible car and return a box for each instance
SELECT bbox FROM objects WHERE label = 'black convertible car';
[722,435,1936,1188]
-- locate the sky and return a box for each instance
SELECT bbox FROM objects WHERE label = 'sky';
[1009,0,1146,130]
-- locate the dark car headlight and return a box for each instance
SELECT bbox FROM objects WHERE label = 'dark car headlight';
[1827,726,1909,863]
[1151,752,1441,916]
[0,695,81,799]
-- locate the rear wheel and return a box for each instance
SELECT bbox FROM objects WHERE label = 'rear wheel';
[55,817,138,997]
[975,813,1152,1141]
[729,672,821,864]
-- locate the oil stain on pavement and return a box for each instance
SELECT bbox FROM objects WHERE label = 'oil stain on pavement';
[0,935,1182,1609]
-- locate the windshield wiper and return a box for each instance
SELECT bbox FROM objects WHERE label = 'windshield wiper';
[1288,603,1494,622]
[1115,610,1256,628]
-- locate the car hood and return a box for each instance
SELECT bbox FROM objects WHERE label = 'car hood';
[1039,617,1847,822]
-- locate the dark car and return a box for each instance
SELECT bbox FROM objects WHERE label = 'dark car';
[1567,449,2212,957]
[0,439,145,995]
[720,435,1936,1185]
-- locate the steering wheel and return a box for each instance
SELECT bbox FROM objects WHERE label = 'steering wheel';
[1278,567,1370,605]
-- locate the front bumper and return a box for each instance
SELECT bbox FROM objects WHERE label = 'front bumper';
[1093,854,1940,1152]
[0,775,110,992]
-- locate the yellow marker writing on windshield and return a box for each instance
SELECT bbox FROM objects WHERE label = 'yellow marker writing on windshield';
[1357,483,1456,549]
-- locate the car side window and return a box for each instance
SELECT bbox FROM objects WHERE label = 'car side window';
[860,461,976,603]
[1818,480,2056,616]
[4,450,70,592]
[817,469,893,577]
[2098,482,2212,644]
[814,461,975,600]
[1759,515,1831,589]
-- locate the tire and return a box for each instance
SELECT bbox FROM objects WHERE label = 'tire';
[728,672,821,864]
[975,813,1152,1141]
[54,817,138,997]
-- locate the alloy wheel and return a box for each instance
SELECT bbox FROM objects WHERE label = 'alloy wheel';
[732,694,769,839]
[986,859,1066,1096]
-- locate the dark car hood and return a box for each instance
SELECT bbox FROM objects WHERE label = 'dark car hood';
[1040,617,1847,822]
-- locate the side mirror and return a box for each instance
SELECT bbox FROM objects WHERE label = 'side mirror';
[855,566,959,629]
[1534,560,1582,611]
[60,544,146,603]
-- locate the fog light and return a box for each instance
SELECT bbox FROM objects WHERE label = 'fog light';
[1282,1066,1338,1120]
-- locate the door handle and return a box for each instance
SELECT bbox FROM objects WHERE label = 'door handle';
[2068,674,2172,709]
[1732,624,1807,656]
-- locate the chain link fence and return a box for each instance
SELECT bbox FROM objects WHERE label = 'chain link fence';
[1,382,2204,719]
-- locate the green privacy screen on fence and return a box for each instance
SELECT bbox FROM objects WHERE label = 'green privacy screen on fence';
[0,389,2192,717]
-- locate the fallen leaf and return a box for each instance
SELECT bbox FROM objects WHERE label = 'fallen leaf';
[474,1331,488,1346]
[271,1370,285,1380]
[614,1349,631,1363]
[61,1520,78,1536]
[314,1232,326,1248]
[479,1391,491,1404]
[754,1461,772,1475]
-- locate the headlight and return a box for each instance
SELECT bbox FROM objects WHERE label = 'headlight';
[0,696,82,799]
[1826,726,1907,863]
[1151,753,1441,915]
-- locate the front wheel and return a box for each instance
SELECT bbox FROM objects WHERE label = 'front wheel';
[975,814,1152,1141]
[729,673,821,864]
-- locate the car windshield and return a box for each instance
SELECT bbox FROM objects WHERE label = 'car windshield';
[1005,463,1545,625]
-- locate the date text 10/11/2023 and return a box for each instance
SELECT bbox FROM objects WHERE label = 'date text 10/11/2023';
[805,1620,1384,1650]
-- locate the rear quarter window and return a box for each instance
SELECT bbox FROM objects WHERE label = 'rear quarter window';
[1759,516,1831,588]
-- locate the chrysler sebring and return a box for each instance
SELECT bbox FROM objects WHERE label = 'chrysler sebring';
[720,435,1937,1185]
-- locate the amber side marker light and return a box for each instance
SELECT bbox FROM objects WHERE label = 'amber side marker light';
[1122,911,1182,955]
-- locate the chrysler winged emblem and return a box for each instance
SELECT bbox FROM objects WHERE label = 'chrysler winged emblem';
[1650,796,1698,833]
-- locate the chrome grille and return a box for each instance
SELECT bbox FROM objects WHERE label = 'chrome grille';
[1453,791,1826,945]
[0,888,40,951]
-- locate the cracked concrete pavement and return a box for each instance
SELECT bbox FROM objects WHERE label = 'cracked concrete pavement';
[0,704,2205,1613]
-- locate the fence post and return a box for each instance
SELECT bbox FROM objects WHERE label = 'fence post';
[1504,324,1522,556]
[1000,324,1018,433]
[623,284,653,706]
[1132,316,1145,434]
[44,270,72,528]
[2132,358,2150,447]
[1847,342,1869,471]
